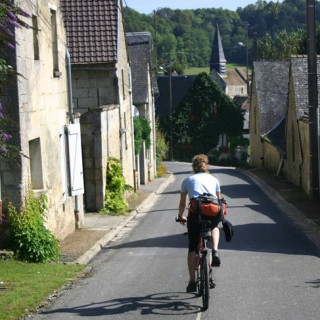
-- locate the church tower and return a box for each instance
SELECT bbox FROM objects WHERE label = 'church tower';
[209,23,227,77]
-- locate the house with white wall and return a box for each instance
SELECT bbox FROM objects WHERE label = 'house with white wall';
[0,0,84,241]
[61,0,135,212]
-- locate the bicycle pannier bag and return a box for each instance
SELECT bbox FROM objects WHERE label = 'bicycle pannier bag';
[219,200,234,242]
[189,193,226,217]
[222,219,234,242]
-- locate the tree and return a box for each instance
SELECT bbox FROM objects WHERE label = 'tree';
[124,1,317,72]
[258,29,306,59]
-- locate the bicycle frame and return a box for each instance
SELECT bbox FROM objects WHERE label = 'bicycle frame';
[196,221,213,311]
[175,217,215,311]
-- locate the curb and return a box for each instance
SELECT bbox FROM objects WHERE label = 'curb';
[75,173,175,265]
[239,168,320,250]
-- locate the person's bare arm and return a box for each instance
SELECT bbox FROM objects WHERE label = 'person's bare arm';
[178,192,188,223]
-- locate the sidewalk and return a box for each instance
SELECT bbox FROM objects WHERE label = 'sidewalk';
[59,167,320,265]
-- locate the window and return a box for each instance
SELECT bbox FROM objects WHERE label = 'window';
[29,138,43,189]
[32,15,39,60]
[50,9,60,77]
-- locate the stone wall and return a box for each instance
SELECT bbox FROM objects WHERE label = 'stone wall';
[81,106,121,211]
[0,0,84,240]
[249,80,264,168]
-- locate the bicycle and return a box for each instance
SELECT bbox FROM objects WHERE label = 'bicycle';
[176,217,216,311]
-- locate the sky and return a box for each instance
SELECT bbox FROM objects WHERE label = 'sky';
[124,0,280,14]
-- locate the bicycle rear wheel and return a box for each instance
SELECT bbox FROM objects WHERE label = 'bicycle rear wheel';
[201,254,210,310]
[196,265,201,295]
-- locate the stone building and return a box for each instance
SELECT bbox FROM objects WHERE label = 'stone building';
[210,23,248,99]
[285,56,318,195]
[127,32,157,185]
[250,56,320,197]
[249,60,290,170]
[61,0,135,212]
[0,0,84,240]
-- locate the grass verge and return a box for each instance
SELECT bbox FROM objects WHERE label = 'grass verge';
[0,260,86,320]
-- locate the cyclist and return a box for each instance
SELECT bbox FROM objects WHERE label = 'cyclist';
[177,154,222,293]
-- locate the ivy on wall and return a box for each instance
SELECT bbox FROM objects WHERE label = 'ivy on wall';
[133,117,151,155]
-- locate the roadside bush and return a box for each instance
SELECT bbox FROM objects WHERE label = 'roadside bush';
[100,157,133,215]
[156,122,168,174]
[8,191,60,263]
[133,117,151,155]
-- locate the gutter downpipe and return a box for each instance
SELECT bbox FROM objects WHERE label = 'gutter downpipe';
[66,48,80,228]
[307,0,320,201]
[116,68,124,168]
[116,5,124,169]
[128,67,137,191]
[297,119,305,189]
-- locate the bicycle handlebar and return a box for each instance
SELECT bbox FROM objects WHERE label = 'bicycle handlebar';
[175,217,213,228]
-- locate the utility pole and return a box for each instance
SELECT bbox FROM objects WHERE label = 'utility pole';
[159,64,174,160]
[246,23,249,95]
[306,0,320,201]
[168,65,173,160]
[153,10,158,73]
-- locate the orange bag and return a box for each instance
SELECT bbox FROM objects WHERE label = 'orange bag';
[189,195,226,217]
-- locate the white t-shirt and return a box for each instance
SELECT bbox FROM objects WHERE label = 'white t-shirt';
[181,172,221,199]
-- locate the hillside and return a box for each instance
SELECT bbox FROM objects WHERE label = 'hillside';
[123,0,320,71]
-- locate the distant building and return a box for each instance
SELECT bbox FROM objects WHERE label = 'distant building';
[127,32,157,185]
[210,23,248,99]
[155,75,197,119]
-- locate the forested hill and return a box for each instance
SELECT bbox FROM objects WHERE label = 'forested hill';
[123,0,320,70]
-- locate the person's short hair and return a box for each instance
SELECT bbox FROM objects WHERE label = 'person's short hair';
[192,154,208,173]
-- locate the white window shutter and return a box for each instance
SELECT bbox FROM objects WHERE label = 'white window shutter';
[67,123,84,196]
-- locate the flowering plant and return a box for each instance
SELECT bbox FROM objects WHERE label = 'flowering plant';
[0,1,29,160]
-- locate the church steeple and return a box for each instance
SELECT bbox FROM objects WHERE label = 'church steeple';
[210,23,227,77]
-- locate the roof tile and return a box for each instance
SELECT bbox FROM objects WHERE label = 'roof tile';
[61,0,119,64]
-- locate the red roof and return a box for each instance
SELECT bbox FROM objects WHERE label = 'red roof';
[61,0,118,64]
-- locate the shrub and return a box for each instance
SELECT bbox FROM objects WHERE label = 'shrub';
[8,191,60,263]
[155,122,168,168]
[133,117,151,155]
[100,157,133,215]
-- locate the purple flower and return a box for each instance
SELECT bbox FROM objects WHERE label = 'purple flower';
[8,11,17,21]
[0,23,14,37]
[0,146,8,153]
[17,9,30,18]
[6,42,15,50]
[1,133,12,142]
[7,18,21,29]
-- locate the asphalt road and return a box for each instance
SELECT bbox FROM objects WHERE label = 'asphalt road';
[30,162,320,320]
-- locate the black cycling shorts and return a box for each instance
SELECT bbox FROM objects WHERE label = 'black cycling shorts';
[187,214,220,253]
